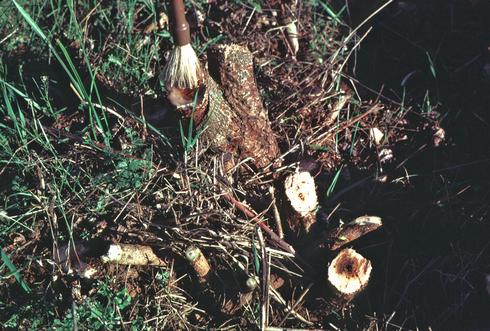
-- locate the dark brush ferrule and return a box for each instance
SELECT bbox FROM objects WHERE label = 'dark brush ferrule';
[170,0,191,46]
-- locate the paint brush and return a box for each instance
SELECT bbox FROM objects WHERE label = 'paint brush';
[161,0,202,102]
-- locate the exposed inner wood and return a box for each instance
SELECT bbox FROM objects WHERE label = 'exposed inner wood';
[284,171,318,235]
[101,244,167,266]
[185,246,211,280]
[328,215,382,251]
[327,248,372,303]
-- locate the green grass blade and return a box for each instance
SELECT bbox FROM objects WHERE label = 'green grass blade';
[12,0,111,145]
[426,51,437,79]
[318,1,343,24]
[11,0,48,41]
[326,165,343,197]
[1,248,31,293]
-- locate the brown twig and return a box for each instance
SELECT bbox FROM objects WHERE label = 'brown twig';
[269,185,284,239]
[221,192,295,255]
[279,282,314,326]
[221,191,319,277]
[257,227,269,330]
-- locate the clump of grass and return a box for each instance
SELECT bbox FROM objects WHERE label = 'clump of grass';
[52,280,133,330]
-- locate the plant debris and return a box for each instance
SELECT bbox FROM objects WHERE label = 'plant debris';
[2,0,486,329]
[101,244,168,267]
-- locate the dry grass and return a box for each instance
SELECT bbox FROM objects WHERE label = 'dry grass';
[2,0,488,330]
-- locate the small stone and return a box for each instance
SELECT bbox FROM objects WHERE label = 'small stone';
[379,148,394,164]
[433,127,445,147]
[246,277,259,291]
[369,127,384,145]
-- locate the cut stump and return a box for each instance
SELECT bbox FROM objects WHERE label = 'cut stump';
[327,248,372,306]
[185,246,211,281]
[284,171,318,236]
[170,44,281,170]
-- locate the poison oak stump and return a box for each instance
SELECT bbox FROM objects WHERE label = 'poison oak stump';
[327,248,372,307]
[171,44,281,170]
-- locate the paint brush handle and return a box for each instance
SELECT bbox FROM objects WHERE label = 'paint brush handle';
[170,0,191,46]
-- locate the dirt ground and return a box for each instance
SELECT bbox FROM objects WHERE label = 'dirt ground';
[1,0,490,330]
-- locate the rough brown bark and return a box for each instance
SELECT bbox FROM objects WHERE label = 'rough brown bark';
[193,44,282,170]
[171,44,281,170]
[327,216,382,251]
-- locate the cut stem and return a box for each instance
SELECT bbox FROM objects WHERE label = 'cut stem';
[327,248,372,305]
[185,246,211,280]
[329,216,382,251]
[284,171,318,236]
[101,244,167,266]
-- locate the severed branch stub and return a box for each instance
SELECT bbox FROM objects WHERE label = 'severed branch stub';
[304,215,383,258]
[269,0,299,57]
[101,244,167,267]
[284,19,299,56]
[327,248,372,306]
[327,216,382,251]
[185,246,211,281]
[284,171,318,237]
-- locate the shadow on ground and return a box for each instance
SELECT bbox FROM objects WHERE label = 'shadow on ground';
[344,0,490,329]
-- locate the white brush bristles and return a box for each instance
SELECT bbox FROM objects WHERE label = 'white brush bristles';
[161,44,202,90]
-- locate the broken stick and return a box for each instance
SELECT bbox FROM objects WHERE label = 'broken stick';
[303,215,383,258]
